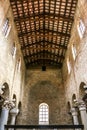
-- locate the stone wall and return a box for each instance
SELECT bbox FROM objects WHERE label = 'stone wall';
[0,0,25,107]
[1,0,87,126]
[62,0,87,107]
[19,69,72,125]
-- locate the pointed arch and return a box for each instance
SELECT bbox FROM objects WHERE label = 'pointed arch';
[67,101,71,113]
[79,82,86,99]
[1,82,9,99]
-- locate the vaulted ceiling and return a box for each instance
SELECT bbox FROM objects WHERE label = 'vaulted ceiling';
[10,0,78,69]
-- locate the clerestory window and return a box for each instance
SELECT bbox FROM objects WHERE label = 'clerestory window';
[11,42,17,59]
[17,58,21,72]
[67,58,71,74]
[2,18,11,37]
[72,44,77,60]
[77,19,85,39]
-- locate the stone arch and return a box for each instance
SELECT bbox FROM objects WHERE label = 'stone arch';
[13,94,16,99]
[18,101,21,109]
[12,94,17,106]
[2,82,9,98]
[72,94,76,107]
[0,82,9,105]
[79,82,87,112]
[18,101,22,114]
[79,82,86,99]
[67,101,71,113]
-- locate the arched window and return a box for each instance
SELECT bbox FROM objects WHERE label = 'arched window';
[2,18,11,37]
[67,58,71,74]
[11,42,16,59]
[77,19,85,39]
[72,44,77,60]
[17,57,21,72]
[39,103,49,125]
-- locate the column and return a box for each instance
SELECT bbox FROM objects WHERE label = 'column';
[0,107,9,130]
[78,101,87,130]
[71,107,79,125]
[0,99,15,130]
[10,108,19,125]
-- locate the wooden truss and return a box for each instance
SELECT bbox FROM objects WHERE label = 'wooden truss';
[10,0,78,68]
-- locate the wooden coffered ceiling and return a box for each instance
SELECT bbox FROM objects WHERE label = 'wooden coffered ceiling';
[10,0,78,69]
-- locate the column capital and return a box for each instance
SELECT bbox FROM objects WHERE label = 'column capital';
[2,99,15,110]
[10,108,19,116]
[73,99,86,111]
[78,101,86,111]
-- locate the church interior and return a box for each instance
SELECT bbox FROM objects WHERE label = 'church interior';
[0,0,87,130]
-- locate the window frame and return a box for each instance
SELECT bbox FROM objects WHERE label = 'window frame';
[67,58,71,74]
[77,19,85,39]
[17,57,21,72]
[39,103,49,125]
[2,18,11,38]
[72,44,77,60]
[11,42,17,59]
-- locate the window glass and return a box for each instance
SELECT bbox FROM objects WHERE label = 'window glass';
[72,44,76,60]
[77,19,85,39]
[2,18,11,37]
[39,103,49,125]
[67,58,71,74]
[11,42,16,58]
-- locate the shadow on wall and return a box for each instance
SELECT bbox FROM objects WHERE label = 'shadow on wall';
[16,101,22,124]
[67,101,73,124]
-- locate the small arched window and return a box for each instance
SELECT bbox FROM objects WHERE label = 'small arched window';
[11,42,16,59]
[77,19,85,39]
[72,44,77,60]
[39,103,49,125]
[17,57,21,72]
[67,58,71,74]
[2,18,11,37]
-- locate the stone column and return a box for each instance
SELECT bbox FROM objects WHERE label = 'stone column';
[71,107,79,125]
[0,107,9,130]
[0,99,15,130]
[10,108,19,125]
[78,101,87,130]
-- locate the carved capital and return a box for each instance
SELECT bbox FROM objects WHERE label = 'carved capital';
[78,101,86,111]
[73,99,86,107]
[2,99,15,109]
